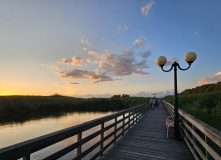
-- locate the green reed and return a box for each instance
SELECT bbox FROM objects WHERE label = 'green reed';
[0,96,149,115]
[163,91,221,131]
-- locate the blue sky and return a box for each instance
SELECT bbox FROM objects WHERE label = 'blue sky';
[0,0,221,97]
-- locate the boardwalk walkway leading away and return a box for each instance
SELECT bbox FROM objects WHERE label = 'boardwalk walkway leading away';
[100,102,193,160]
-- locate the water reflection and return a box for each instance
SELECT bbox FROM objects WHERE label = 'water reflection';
[0,111,114,151]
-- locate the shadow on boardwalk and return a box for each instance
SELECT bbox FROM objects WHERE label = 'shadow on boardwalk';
[100,102,193,160]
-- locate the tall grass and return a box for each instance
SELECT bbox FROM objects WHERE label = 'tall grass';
[163,92,221,131]
[0,96,149,115]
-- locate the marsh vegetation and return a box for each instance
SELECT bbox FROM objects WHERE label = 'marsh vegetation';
[163,82,221,131]
[0,95,149,124]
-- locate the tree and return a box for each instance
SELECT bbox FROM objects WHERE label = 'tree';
[111,95,121,98]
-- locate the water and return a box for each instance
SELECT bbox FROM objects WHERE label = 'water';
[0,111,115,159]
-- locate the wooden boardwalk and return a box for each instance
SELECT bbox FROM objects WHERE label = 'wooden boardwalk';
[100,102,193,160]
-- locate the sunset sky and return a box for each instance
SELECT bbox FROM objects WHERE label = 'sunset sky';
[0,1,221,98]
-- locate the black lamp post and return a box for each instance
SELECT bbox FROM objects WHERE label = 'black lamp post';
[157,52,197,141]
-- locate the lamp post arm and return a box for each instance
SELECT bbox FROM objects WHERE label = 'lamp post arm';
[160,65,174,72]
[177,62,192,71]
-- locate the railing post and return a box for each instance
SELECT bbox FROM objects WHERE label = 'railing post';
[77,132,82,160]
[192,124,197,156]
[205,135,213,160]
[23,155,30,160]
[128,112,131,129]
[100,122,104,157]
[114,117,117,143]
[123,114,125,136]
[133,110,135,125]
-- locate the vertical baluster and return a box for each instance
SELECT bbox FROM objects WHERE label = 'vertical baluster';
[128,112,131,129]
[133,110,135,125]
[114,117,117,143]
[205,135,213,160]
[100,122,104,157]
[192,124,197,156]
[77,132,82,160]
[123,114,125,136]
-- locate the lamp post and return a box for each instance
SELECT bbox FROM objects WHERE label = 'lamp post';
[156,52,197,141]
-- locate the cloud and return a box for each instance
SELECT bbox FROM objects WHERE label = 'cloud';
[197,72,221,84]
[98,50,149,76]
[71,94,112,98]
[70,82,79,85]
[54,66,61,71]
[165,58,179,66]
[131,90,174,98]
[118,24,128,31]
[59,82,79,85]
[83,47,87,51]
[88,50,100,58]
[86,57,92,63]
[141,51,151,58]
[59,56,87,66]
[41,64,61,71]
[132,36,145,48]
[141,2,154,16]
[54,37,151,84]
[56,69,114,83]
[81,37,92,46]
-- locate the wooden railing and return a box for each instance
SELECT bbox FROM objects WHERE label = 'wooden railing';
[163,100,221,160]
[0,104,150,160]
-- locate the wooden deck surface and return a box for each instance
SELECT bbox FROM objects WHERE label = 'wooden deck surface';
[100,102,193,160]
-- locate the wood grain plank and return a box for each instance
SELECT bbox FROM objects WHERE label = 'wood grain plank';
[100,102,193,160]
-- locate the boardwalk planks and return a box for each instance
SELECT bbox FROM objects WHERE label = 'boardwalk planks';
[100,102,193,160]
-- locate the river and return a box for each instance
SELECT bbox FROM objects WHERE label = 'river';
[0,111,115,159]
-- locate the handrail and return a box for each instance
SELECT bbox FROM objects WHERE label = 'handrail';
[0,103,150,160]
[163,100,221,160]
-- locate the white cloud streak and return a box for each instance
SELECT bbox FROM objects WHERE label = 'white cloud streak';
[197,72,221,84]
[141,2,154,16]
[81,37,92,46]
[132,36,145,48]
[118,24,128,31]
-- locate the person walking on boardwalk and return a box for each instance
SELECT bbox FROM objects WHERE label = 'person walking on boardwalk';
[151,98,155,110]
[155,98,158,110]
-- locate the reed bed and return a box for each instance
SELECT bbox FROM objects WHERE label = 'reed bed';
[163,91,221,131]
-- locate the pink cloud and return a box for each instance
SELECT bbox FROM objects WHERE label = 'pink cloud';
[59,56,86,66]
[88,50,100,58]
[197,72,221,84]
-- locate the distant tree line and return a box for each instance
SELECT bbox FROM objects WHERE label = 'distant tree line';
[111,94,130,98]
[181,81,221,95]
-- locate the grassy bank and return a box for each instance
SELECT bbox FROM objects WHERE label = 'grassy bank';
[0,96,149,115]
[163,91,221,131]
